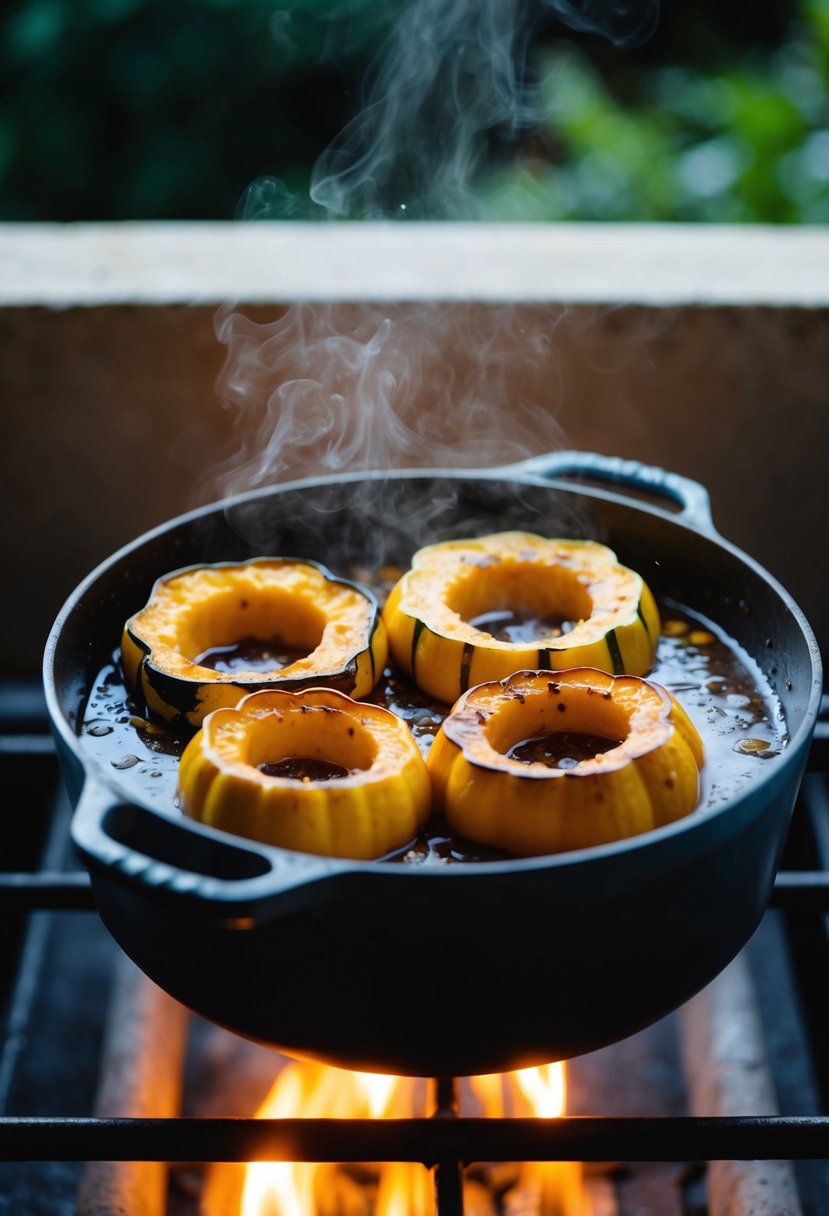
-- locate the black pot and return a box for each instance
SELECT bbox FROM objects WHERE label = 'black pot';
[44,453,823,1077]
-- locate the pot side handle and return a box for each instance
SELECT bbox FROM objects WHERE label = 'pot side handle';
[71,774,345,921]
[511,450,716,534]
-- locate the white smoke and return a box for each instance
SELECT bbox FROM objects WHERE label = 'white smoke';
[242,0,659,222]
[213,301,567,497]
[212,0,658,506]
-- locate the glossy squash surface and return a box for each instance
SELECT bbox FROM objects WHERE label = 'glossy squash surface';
[178,687,431,860]
[383,532,660,703]
[122,559,387,727]
[426,668,704,856]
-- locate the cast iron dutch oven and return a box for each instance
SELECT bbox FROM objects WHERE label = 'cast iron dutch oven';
[44,452,823,1077]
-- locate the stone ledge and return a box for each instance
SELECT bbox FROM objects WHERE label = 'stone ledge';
[3,221,829,308]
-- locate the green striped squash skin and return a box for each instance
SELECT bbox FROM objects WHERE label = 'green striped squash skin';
[383,533,661,706]
[395,588,659,704]
[122,560,387,729]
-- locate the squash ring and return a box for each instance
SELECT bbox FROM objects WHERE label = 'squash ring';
[122,559,388,727]
[426,668,704,856]
[178,688,431,860]
[382,532,660,704]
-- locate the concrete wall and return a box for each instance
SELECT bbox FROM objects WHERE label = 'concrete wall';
[2,223,828,671]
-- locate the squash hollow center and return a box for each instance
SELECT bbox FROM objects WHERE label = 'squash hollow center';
[178,587,327,669]
[506,731,623,769]
[447,561,592,642]
[195,636,310,674]
[240,706,376,774]
[484,688,632,762]
[257,757,353,781]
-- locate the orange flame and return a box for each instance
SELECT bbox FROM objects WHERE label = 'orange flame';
[240,1061,584,1216]
[510,1065,586,1216]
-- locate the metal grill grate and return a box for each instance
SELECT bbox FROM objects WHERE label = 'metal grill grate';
[1,685,829,1214]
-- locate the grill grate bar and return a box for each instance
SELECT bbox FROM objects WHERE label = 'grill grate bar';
[807,708,829,771]
[2,1115,829,1164]
[0,734,55,756]
[770,871,829,909]
[0,873,96,910]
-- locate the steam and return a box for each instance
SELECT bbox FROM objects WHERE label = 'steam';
[213,302,566,497]
[243,0,659,222]
[547,0,658,48]
[309,2,536,221]
[309,0,658,220]
[212,0,659,527]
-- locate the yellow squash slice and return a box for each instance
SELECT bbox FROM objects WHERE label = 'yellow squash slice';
[179,687,431,860]
[122,558,388,727]
[383,532,660,704]
[426,668,704,856]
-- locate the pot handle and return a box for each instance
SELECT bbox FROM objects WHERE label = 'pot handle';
[71,774,346,921]
[511,450,716,533]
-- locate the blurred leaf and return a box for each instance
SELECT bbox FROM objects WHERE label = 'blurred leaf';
[1,0,829,222]
[6,0,64,59]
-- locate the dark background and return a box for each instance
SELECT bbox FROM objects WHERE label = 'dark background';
[2,0,827,223]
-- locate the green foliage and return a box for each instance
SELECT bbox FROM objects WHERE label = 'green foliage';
[0,0,398,219]
[482,1,829,222]
[1,0,828,222]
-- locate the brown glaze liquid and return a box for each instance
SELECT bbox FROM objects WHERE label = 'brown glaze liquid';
[258,758,351,781]
[80,597,787,864]
[466,609,575,643]
[506,731,622,769]
[195,636,307,674]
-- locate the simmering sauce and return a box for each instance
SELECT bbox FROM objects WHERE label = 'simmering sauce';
[506,731,623,768]
[258,758,352,781]
[80,596,787,864]
[195,636,308,675]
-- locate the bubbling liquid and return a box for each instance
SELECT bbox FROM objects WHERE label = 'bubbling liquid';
[506,731,623,769]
